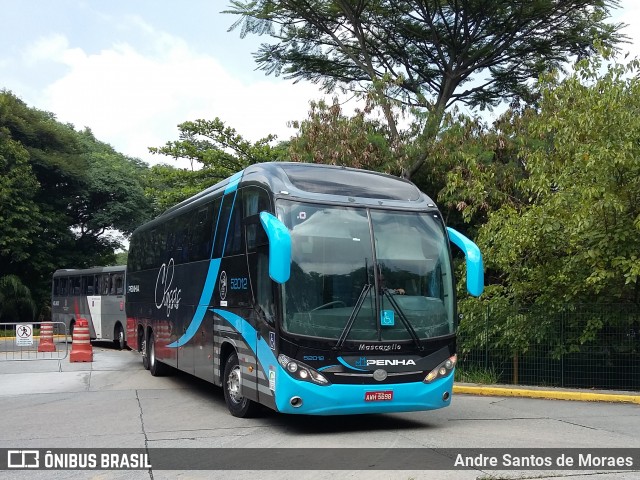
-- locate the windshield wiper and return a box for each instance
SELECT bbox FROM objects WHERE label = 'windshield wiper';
[333,283,372,350]
[382,289,424,351]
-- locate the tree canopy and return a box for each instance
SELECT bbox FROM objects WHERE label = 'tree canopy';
[146,117,288,213]
[445,53,640,309]
[0,90,151,315]
[226,0,625,177]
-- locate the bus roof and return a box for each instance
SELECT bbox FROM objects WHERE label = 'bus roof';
[139,162,437,233]
[52,265,126,278]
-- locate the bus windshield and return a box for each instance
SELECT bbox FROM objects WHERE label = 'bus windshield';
[278,201,455,342]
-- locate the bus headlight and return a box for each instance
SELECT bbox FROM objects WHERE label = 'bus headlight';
[278,354,331,386]
[423,354,457,383]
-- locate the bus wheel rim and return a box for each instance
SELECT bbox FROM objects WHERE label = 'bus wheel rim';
[227,365,242,404]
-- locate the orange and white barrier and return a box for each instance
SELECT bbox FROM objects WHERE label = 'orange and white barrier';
[37,321,56,353]
[69,318,93,362]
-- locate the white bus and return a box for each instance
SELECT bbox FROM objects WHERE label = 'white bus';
[52,265,127,349]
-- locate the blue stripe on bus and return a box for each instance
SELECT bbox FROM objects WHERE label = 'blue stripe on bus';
[224,169,244,194]
[167,258,221,348]
[212,308,278,368]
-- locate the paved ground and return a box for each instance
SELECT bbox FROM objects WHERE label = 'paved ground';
[0,341,638,480]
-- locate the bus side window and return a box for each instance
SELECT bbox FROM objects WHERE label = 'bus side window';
[244,187,271,252]
[53,278,60,296]
[71,277,81,295]
[110,274,117,295]
[82,275,91,295]
[113,274,124,295]
[213,195,234,258]
[224,193,244,257]
[102,274,111,295]
[189,203,215,262]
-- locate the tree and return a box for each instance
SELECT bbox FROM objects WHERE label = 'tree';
[470,53,640,307]
[0,91,152,308]
[0,275,37,322]
[72,129,151,240]
[147,117,288,210]
[288,98,401,172]
[226,0,624,178]
[0,121,40,265]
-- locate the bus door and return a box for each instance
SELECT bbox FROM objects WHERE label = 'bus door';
[87,274,108,339]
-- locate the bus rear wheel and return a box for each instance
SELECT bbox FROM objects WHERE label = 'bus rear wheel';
[114,323,125,350]
[223,352,259,418]
[148,332,169,377]
[141,332,149,370]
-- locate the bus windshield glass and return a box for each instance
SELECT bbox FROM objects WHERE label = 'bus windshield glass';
[278,201,455,342]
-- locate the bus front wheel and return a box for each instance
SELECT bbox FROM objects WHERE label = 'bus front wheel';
[223,352,259,418]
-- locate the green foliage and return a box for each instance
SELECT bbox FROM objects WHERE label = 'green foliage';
[0,275,37,322]
[453,53,640,359]
[0,122,40,264]
[454,365,500,385]
[288,98,402,173]
[226,0,625,178]
[480,54,640,306]
[146,117,287,211]
[113,251,128,266]
[143,164,222,215]
[73,129,151,237]
[0,90,151,310]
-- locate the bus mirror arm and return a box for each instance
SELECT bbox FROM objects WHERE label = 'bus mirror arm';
[446,227,484,297]
[259,212,291,284]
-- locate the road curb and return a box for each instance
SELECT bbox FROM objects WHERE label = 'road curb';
[453,384,640,404]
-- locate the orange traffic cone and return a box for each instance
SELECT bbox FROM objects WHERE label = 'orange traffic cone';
[70,318,93,362]
[37,321,56,352]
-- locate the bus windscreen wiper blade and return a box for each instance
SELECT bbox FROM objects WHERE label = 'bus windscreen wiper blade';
[383,289,423,351]
[333,283,372,350]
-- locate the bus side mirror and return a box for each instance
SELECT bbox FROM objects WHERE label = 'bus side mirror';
[259,212,291,284]
[446,227,484,297]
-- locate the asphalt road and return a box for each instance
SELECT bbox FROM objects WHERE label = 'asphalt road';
[0,342,638,480]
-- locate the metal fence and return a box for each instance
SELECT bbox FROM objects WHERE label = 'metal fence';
[0,322,69,361]
[457,304,640,391]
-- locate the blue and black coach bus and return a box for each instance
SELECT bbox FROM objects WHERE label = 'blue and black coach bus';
[126,162,483,417]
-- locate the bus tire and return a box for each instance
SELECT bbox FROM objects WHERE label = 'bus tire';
[223,352,259,418]
[148,332,169,377]
[114,323,125,350]
[141,332,150,370]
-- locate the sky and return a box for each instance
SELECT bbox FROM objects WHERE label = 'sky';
[1,0,639,169]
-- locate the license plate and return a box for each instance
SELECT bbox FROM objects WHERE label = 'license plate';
[364,390,393,402]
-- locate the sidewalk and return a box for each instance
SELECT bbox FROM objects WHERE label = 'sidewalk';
[454,383,640,404]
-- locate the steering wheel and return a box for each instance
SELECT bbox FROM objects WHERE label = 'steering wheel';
[311,301,347,311]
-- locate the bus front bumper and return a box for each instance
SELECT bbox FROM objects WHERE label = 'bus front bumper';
[273,370,454,415]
